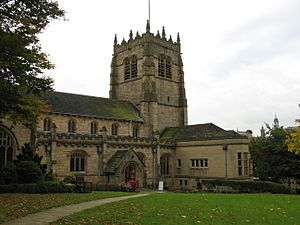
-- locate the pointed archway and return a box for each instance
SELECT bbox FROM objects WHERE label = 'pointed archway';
[105,149,146,187]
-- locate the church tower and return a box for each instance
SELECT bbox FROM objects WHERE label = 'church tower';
[109,21,188,136]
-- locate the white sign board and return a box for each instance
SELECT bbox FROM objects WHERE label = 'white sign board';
[158,181,164,191]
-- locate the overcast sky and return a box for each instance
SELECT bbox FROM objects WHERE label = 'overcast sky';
[40,0,300,135]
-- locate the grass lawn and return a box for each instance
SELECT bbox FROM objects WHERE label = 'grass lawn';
[0,191,134,223]
[51,192,300,225]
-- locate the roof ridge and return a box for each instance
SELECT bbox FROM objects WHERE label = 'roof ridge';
[51,91,134,105]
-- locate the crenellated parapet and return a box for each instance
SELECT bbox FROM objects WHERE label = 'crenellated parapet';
[35,131,103,147]
[105,135,175,150]
[35,130,175,150]
[113,21,181,55]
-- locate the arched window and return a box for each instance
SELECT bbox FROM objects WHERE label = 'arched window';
[131,55,137,78]
[43,118,51,131]
[124,55,138,80]
[91,121,97,135]
[158,55,172,79]
[0,147,5,167]
[166,58,172,79]
[111,123,118,136]
[6,147,13,163]
[124,58,130,80]
[70,152,86,172]
[68,120,76,133]
[158,55,165,77]
[0,127,16,167]
[160,155,169,175]
[132,125,139,138]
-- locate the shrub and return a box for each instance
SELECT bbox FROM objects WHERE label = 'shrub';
[0,163,18,185]
[45,170,59,182]
[63,173,76,184]
[201,179,292,194]
[0,182,75,193]
[15,160,43,183]
[121,179,139,192]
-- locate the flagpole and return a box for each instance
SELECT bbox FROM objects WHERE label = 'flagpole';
[148,0,150,23]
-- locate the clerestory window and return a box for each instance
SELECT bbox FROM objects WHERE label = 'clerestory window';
[68,120,76,133]
[43,118,52,131]
[91,121,97,135]
[132,125,139,138]
[111,123,118,136]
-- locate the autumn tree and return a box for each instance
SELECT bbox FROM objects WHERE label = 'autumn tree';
[286,119,300,155]
[250,125,300,184]
[0,0,64,127]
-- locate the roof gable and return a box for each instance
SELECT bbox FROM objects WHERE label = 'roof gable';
[105,150,142,174]
[43,92,143,122]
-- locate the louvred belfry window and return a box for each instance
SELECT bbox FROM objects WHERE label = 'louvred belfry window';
[124,55,138,80]
[131,55,137,78]
[124,58,130,80]
[158,55,172,79]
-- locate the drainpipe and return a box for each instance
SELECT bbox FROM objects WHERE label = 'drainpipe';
[223,144,228,179]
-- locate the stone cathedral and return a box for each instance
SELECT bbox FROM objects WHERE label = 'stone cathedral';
[0,21,251,189]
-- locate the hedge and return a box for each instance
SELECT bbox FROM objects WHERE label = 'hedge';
[0,182,75,193]
[93,184,122,191]
[201,179,292,194]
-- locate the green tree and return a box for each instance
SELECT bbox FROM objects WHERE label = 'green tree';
[286,119,300,155]
[0,163,18,184]
[15,143,47,174]
[250,125,300,184]
[0,0,64,126]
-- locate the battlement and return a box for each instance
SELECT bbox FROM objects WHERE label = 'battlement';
[35,131,175,149]
[113,21,181,54]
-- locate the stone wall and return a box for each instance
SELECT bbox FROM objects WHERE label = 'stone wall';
[38,114,142,137]
[175,138,250,189]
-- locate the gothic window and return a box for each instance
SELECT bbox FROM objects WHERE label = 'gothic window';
[111,123,118,136]
[124,58,130,80]
[6,147,13,163]
[166,58,172,78]
[158,55,172,79]
[68,120,76,133]
[0,147,5,167]
[132,125,139,138]
[160,155,169,175]
[0,127,15,167]
[91,121,97,135]
[131,55,137,78]
[70,151,86,172]
[158,55,165,77]
[43,118,51,131]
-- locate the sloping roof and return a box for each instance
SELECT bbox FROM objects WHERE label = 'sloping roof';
[105,150,129,173]
[161,123,247,141]
[43,91,143,122]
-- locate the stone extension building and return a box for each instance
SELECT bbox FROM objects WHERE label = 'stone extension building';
[0,21,251,189]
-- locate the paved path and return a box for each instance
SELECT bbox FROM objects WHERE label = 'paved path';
[2,193,151,225]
